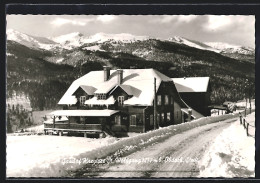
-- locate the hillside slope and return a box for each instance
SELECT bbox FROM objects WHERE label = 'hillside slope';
[6,31,255,110]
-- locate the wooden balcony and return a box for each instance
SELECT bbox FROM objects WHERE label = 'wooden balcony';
[44,122,102,132]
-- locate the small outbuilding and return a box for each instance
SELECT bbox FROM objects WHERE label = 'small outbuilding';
[172,77,212,117]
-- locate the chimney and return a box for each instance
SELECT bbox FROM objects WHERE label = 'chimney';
[117,69,123,85]
[188,108,192,122]
[103,66,110,81]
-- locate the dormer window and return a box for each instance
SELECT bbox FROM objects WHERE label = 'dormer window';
[96,93,106,100]
[118,96,124,106]
[80,96,86,106]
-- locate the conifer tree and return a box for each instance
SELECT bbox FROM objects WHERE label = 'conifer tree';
[20,117,25,128]
[7,113,12,133]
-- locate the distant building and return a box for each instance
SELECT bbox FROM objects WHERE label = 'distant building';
[172,77,212,116]
[45,68,203,136]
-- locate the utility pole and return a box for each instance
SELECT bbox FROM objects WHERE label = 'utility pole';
[154,77,157,130]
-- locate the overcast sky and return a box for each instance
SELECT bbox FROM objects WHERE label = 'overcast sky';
[6,15,255,47]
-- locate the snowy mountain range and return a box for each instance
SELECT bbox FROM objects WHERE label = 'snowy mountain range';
[204,42,254,55]
[7,29,59,51]
[6,29,255,110]
[7,29,150,51]
[6,29,254,57]
[168,36,221,53]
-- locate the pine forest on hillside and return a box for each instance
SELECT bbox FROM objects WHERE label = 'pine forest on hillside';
[6,32,255,111]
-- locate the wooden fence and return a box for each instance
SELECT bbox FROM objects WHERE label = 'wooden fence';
[239,110,255,137]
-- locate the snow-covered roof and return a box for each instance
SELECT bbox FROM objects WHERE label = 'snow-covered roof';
[79,85,97,95]
[94,79,117,94]
[109,85,141,97]
[58,69,173,106]
[85,96,115,105]
[58,96,77,105]
[49,110,119,117]
[172,77,210,93]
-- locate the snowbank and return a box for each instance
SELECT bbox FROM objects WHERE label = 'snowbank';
[7,113,240,177]
[23,124,44,133]
[198,112,255,177]
[9,124,46,136]
[6,136,117,177]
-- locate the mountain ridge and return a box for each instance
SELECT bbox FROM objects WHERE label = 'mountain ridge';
[6,29,254,58]
[6,29,255,110]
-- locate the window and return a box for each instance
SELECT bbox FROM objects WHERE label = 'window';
[157,95,161,105]
[150,115,154,126]
[130,115,136,126]
[167,112,171,122]
[118,96,124,106]
[80,96,86,106]
[165,95,169,105]
[161,113,165,123]
[171,96,174,105]
[80,116,85,123]
[97,93,106,100]
[101,94,106,99]
[157,113,161,123]
[115,115,121,125]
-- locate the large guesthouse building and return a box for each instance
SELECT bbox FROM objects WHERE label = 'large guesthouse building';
[44,67,205,137]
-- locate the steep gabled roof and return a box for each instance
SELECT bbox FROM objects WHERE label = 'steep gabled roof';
[58,68,173,106]
[80,85,97,95]
[172,77,210,93]
[72,85,97,96]
[109,85,141,97]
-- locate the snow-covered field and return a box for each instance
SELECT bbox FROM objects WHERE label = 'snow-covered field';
[198,112,255,177]
[6,135,117,177]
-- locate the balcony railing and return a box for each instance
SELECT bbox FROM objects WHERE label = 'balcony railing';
[44,122,102,131]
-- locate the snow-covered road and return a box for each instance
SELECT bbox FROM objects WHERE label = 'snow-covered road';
[72,118,238,178]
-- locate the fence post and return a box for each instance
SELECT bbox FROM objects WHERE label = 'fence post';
[249,97,252,114]
[239,112,242,124]
[243,119,246,129]
[246,123,249,136]
[244,109,246,117]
